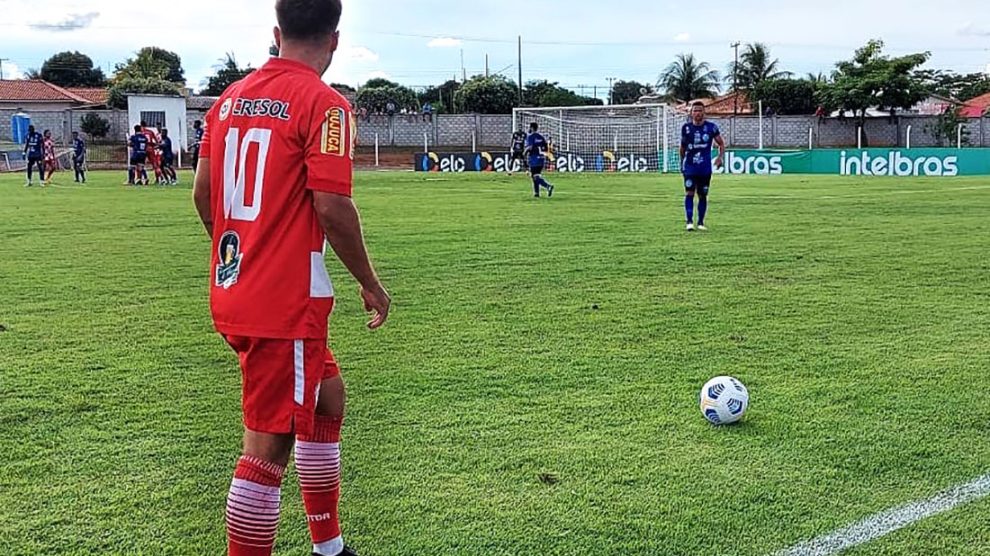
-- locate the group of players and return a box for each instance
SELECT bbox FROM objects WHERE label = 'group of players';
[127,121,178,185]
[22,125,87,186]
[507,102,726,231]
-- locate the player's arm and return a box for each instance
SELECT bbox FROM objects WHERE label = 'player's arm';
[306,101,390,329]
[193,158,213,238]
[713,134,726,169]
[313,193,390,329]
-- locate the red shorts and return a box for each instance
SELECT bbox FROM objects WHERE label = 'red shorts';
[223,336,341,437]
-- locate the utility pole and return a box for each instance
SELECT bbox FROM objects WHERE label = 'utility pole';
[731,42,741,116]
[607,77,617,105]
[460,49,466,82]
[485,54,489,78]
[517,36,523,104]
[0,58,10,80]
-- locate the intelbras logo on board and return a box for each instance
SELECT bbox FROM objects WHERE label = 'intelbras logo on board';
[714,153,783,174]
[840,151,958,176]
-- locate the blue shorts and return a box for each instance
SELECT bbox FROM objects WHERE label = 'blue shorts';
[530,164,545,176]
[131,153,147,165]
[684,174,712,193]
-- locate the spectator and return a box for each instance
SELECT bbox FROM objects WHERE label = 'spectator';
[815,105,826,123]
[385,100,396,117]
[422,101,433,122]
[358,105,369,123]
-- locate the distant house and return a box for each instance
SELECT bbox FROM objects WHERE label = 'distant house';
[907,94,960,116]
[187,96,219,111]
[959,92,990,118]
[0,79,99,110]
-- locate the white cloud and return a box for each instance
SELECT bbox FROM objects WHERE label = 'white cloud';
[959,22,990,37]
[29,11,100,32]
[1,60,24,79]
[342,46,379,62]
[674,32,691,42]
[427,37,463,48]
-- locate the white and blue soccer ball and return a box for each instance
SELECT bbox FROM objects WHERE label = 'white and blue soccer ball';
[700,376,749,425]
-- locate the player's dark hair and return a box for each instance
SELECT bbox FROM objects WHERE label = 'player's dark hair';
[276,0,342,41]
[193,120,202,128]
[134,125,142,132]
[692,101,705,108]
[140,120,147,127]
[161,128,168,136]
[28,125,35,133]
[530,122,538,131]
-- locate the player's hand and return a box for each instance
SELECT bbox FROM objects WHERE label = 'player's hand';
[361,282,391,330]
[714,155,724,169]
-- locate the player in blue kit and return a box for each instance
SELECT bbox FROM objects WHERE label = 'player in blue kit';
[525,122,554,198]
[23,125,45,187]
[507,129,527,175]
[128,125,150,185]
[159,128,177,185]
[72,131,87,183]
[680,101,725,231]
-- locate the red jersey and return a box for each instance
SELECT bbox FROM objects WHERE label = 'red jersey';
[143,128,161,161]
[201,57,355,339]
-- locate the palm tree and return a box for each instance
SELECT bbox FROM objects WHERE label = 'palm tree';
[805,72,828,84]
[658,53,721,101]
[727,43,791,90]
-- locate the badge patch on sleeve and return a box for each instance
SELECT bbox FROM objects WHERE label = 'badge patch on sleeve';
[321,107,347,156]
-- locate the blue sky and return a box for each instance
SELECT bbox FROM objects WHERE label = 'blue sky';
[1,0,988,100]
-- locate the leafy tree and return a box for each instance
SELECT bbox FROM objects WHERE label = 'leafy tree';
[418,80,461,113]
[523,80,600,107]
[751,79,818,115]
[356,80,418,113]
[611,80,653,104]
[364,78,400,90]
[816,40,930,134]
[727,43,791,90]
[79,113,110,138]
[658,54,720,102]
[924,106,970,146]
[916,70,990,101]
[115,47,185,85]
[201,53,254,96]
[107,77,183,109]
[40,51,106,87]
[805,72,829,84]
[455,75,518,114]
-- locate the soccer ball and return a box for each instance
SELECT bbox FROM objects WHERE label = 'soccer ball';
[700,376,749,425]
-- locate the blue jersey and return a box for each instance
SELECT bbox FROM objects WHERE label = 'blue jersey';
[73,137,86,158]
[511,131,527,152]
[160,137,173,161]
[129,133,148,155]
[526,132,549,167]
[25,132,44,158]
[680,121,721,176]
[194,127,204,147]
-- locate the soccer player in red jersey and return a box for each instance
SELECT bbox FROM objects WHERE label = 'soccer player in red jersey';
[141,122,164,184]
[192,1,390,555]
[42,129,57,185]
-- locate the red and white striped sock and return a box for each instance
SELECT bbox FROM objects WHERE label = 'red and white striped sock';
[226,456,285,556]
[296,415,343,556]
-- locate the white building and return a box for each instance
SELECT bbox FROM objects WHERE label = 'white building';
[126,93,188,159]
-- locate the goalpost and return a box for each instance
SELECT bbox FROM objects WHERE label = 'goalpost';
[512,103,683,173]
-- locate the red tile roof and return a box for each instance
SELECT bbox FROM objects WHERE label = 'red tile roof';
[66,87,109,105]
[959,92,990,118]
[0,79,93,104]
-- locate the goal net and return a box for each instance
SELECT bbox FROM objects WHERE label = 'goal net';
[512,104,683,173]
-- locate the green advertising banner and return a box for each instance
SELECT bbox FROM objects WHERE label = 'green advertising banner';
[715,148,990,176]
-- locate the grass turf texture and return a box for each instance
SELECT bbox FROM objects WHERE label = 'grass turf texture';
[1,170,988,556]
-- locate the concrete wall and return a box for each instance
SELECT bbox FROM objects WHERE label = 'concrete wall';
[4,108,988,151]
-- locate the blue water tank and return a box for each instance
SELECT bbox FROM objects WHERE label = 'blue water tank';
[12,113,31,144]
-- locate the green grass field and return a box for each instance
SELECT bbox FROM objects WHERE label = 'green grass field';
[1,170,988,556]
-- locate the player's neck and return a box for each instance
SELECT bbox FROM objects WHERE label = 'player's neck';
[277,44,331,77]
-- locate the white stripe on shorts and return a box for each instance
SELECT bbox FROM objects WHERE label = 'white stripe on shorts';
[293,340,304,406]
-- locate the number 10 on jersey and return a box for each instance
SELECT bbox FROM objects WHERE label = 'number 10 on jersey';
[223,127,272,222]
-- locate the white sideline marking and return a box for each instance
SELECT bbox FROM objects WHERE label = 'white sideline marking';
[774,473,990,556]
